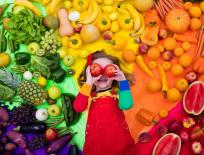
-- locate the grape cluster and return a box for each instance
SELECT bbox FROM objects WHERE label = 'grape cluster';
[39,29,61,56]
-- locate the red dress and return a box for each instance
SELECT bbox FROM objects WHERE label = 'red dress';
[83,92,135,155]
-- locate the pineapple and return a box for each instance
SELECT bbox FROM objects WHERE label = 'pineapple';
[0,69,47,105]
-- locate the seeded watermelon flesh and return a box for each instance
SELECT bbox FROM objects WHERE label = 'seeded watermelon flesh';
[152,133,181,155]
[183,81,204,115]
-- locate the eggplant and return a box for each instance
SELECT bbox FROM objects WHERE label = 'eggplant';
[47,134,73,153]
[14,123,47,133]
[68,145,79,155]
[61,94,80,126]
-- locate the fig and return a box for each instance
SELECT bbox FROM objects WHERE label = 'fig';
[138,43,148,54]
[185,71,198,83]
[168,120,182,133]
[162,51,173,61]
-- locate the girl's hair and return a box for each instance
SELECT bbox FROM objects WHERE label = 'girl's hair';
[78,50,134,90]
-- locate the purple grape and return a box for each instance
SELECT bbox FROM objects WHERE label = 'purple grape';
[168,120,182,133]
[179,131,189,142]
[139,132,151,143]
[156,125,168,137]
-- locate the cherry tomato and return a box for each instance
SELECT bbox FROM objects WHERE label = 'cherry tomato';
[45,128,57,141]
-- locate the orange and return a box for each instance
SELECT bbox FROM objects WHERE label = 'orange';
[199,74,204,82]
[147,78,162,92]
[182,41,191,51]
[189,6,202,18]
[171,64,184,76]
[190,18,202,30]
[162,61,172,71]
[167,88,182,102]
[179,54,192,67]
[184,2,193,10]
[158,109,168,118]
[200,1,204,13]
[175,78,189,92]
[147,47,160,60]
[157,45,164,53]
[122,49,136,63]
[61,36,69,47]
[0,53,10,67]
[163,37,177,51]
[174,47,184,57]
[148,61,157,70]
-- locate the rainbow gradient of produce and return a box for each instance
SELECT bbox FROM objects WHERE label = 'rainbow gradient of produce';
[0,0,204,154]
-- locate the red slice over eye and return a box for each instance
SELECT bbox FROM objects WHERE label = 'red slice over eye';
[90,63,103,77]
[104,64,117,77]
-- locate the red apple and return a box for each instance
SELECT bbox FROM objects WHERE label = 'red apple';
[103,31,113,40]
[191,141,202,154]
[104,64,117,77]
[90,63,103,77]
[185,71,198,83]
[158,29,167,39]
[138,43,148,54]
[162,51,173,61]
[179,131,189,142]
[74,23,83,33]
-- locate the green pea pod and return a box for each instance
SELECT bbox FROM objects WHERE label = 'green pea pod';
[2,31,7,51]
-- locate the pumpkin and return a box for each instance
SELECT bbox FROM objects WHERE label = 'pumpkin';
[144,9,161,26]
[166,9,190,33]
[141,25,159,46]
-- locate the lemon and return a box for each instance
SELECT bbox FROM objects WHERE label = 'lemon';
[147,78,162,92]
[38,76,47,87]
[189,6,202,18]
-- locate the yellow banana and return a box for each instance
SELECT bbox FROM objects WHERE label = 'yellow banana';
[93,7,102,25]
[158,64,168,93]
[124,3,141,31]
[42,0,51,6]
[14,0,41,15]
[136,55,154,78]
[117,7,130,16]
[47,0,62,15]
[134,13,145,35]
[80,0,99,24]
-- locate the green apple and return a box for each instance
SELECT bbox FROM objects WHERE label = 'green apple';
[28,42,40,55]
[48,104,61,117]
[63,55,75,67]
[48,86,61,100]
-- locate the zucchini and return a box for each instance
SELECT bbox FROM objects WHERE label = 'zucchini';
[0,28,3,52]
[61,94,80,126]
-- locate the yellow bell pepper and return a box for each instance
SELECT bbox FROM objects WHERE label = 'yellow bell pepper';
[69,35,83,49]
[109,36,127,50]
[96,14,111,32]
[73,0,89,11]
[111,21,120,33]
[119,15,134,30]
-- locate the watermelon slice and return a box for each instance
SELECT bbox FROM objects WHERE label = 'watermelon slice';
[152,133,181,155]
[183,81,204,115]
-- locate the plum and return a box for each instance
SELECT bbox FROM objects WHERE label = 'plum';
[168,120,182,133]
[162,51,173,61]
[139,132,151,143]
[138,43,148,54]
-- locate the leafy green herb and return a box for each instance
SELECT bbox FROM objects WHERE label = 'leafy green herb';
[6,9,46,44]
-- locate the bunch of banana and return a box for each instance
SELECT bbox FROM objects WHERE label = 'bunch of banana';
[79,0,99,24]
[119,2,145,35]
[46,0,62,15]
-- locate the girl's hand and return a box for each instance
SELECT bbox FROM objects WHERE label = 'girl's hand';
[109,65,126,82]
[86,66,102,85]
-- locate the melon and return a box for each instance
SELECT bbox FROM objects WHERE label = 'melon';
[152,133,181,155]
[183,81,204,115]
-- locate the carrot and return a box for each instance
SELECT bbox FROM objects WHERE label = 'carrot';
[196,29,203,57]
[154,1,164,20]
[165,0,174,10]
[158,0,166,17]
[173,33,198,43]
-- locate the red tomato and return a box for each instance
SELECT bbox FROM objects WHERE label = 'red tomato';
[45,128,57,141]
[104,64,117,77]
[90,63,103,77]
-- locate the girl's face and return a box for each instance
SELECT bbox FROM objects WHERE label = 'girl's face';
[92,57,114,91]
